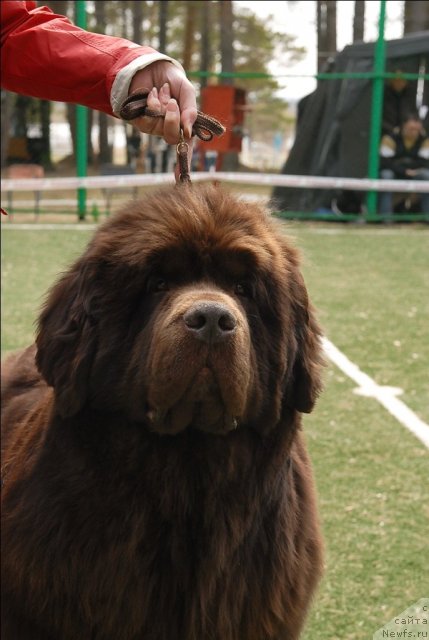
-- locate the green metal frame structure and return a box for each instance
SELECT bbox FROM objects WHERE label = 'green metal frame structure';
[366,0,387,219]
[75,0,88,220]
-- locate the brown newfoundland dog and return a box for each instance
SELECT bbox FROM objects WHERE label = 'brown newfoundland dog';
[1,185,324,640]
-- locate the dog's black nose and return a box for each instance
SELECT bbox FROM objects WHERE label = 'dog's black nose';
[183,302,237,344]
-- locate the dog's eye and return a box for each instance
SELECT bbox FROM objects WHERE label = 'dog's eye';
[147,276,169,293]
[234,282,252,298]
[154,278,169,292]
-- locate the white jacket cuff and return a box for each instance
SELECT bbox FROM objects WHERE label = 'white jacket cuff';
[111,54,186,116]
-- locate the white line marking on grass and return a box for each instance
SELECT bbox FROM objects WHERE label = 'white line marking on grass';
[322,337,429,449]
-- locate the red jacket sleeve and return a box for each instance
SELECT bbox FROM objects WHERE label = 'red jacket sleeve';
[1,1,160,115]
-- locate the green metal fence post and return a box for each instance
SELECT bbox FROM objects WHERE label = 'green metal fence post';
[75,0,87,220]
[366,0,386,221]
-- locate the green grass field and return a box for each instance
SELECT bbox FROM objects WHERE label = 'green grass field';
[1,220,428,638]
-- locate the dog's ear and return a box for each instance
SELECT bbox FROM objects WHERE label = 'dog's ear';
[284,253,325,414]
[36,261,98,418]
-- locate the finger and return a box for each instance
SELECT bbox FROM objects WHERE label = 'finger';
[146,87,162,114]
[163,98,181,145]
[159,67,197,139]
[180,106,198,140]
[175,80,198,139]
[158,83,171,110]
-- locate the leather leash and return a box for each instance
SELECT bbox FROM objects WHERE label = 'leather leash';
[119,90,225,184]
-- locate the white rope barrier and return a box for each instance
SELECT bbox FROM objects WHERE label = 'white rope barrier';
[2,172,429,194]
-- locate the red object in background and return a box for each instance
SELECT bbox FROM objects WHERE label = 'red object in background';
[200,86,246,152]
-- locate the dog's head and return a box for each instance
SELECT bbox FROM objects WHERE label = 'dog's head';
[36,186,323,435]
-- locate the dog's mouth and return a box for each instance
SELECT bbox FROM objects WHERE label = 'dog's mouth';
[146,366,239,435]
[142,293,252,435]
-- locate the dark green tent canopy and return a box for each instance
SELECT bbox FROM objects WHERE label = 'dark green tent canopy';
[271,32,429,213]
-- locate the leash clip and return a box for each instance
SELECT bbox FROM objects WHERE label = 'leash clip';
[176,130,189,156]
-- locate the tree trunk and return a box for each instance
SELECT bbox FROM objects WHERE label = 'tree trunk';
[1,91,14,168]
[98,112,111,165]
[46,1,76,163]
[49,0,77,161]
[46,0,70,17]
[353,0,365,42]
[62,2,94,165]
[132,0,143,43]
[87,108,94,166]
[182,2,198,70]
[219,0,234,86]
[219,1,238,171]
[15,95,30,137]
[200,0,212,89]
[95,0,112,165]
[403,0,429,33]
[66,104,93,164]
[126,0,144,167]
[121,1,129,39]
[317,1,337,73]
[327,1,336,56]
[66,103,76,159]
[159,1,168,52]
[40,99,52,169]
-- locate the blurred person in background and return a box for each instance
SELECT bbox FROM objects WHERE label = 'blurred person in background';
[379,113,429,215]
[382,71,417,136]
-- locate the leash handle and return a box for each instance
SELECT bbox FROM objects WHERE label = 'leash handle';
[119,90,225,142]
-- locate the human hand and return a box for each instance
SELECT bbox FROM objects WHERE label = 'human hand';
[128,60,197,144]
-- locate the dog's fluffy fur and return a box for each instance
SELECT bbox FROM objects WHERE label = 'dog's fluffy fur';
[1,185,324,640]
